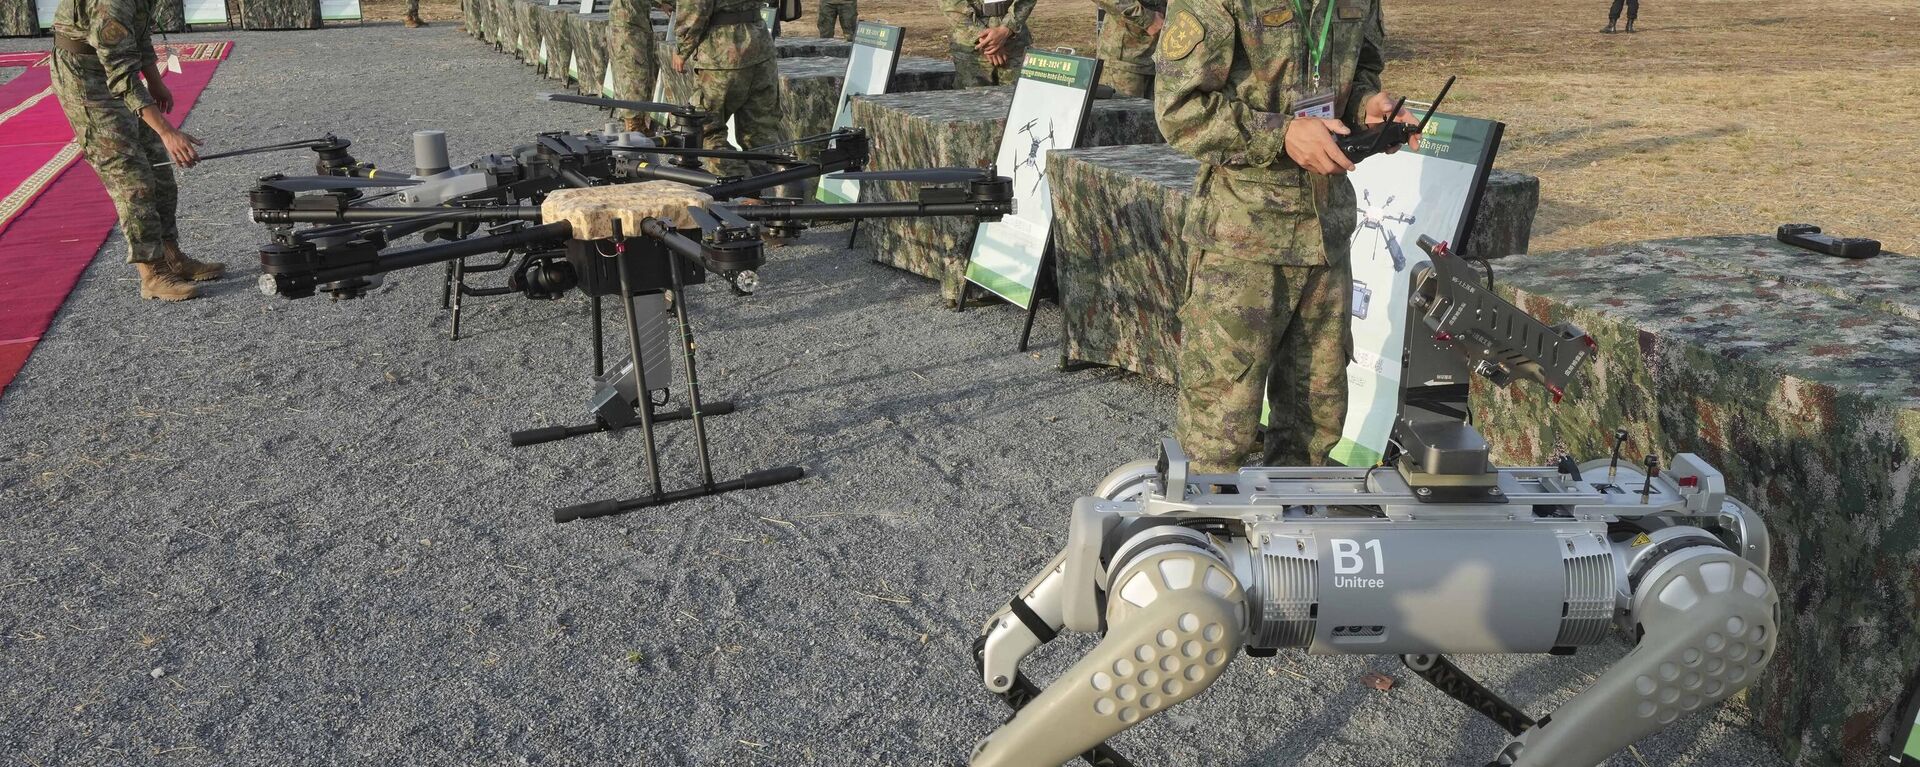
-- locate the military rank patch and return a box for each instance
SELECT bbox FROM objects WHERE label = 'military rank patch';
[1160,11,1204,61]
[99,18,130,45]
[1258,7,1294,27]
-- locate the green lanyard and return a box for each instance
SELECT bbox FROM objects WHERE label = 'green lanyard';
[1289,0,1337,88]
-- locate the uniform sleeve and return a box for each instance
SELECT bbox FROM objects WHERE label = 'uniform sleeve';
[1007,0,1036,31]
[1343,8,1385,126]
[673,0,714,60]
[1153,0,1290,168]
[941,0,985,49]
[1094,0,1148,30]
[87,0,155,114]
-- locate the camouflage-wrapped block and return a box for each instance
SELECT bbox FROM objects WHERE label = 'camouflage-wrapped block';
[1045,144,1542,382]
[535,3,571,80]
[517,0,545,66]
[1471,238,1920,767]
[774,35,850,58]
[850,87,1163,302]
[239,0,319,29]
[463,0,485,40]
[775,55,955,199]
[567,12,610,94]
[1,0,38,37]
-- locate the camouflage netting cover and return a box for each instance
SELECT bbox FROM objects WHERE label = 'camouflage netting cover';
[462,0,484,40]
[534,3,572,81]
[516,1,544,66]
[1045,144,1540,382]
[849,88,1163,302]
[1,0,38,37]
[1473,237,1920,766]
[566,13,609,95]
[775,55,956,199]
[774,35,850,59]
[240,0,319,29]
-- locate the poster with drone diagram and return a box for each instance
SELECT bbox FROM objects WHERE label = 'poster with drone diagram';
[1326,110,1504,468]
[815,22,906,204]
[962,50,1102,309]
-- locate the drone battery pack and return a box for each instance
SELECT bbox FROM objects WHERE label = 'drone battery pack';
[1776,223,1880,259]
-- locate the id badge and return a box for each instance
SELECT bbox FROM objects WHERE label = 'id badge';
[1292,89,1336,119]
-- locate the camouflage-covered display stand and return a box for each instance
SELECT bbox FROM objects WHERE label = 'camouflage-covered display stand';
[1473,236,1920,766]
[1043,143,1539,381]
[774,35,850,59]
[239,0,319,29]
[565,12,609,94]
[1,0,38,37]
[774,55,954,198]
[849,88,1163,302]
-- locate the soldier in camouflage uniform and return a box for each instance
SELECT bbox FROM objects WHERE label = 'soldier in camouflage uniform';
[671,0,786,178]
[1154,0,1415,471]
[404,0,425,27]
[941,0,1035,87]
[1094,0,1163,98]
[816,0,856,41]
[50,0,223,302]
[609,0,658,132]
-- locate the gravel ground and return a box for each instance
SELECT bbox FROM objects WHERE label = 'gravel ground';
[0,26,1788,767]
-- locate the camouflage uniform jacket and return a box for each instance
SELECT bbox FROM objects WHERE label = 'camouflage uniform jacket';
[51,0,159,114]
[609,0,659,112]
[1154,0,1384,265]
[940,0,1036,55]
[674,0,774,70]
[1096,0,1165,75]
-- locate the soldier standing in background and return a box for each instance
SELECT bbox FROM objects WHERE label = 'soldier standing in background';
[1602,0,1637,33]
[816,0,856,41]
[404,0,425,27]
[1094,0,1163,98]
[671,0,786,178]
[941,0,1035,87]
[50,0,223,302]
[1153,0,1417,471]
[609,0,659,132]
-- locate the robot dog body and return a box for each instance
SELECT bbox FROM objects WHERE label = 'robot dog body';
[973,239,1779,767]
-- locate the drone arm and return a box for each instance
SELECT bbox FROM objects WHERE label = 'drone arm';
[255,206,544,225]
[724,199,1011,223]
[626,162,722,188]
[261,222,570,298]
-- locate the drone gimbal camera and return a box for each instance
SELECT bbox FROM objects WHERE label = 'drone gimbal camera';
[970,237,1778,767]
[237,98,1016,521]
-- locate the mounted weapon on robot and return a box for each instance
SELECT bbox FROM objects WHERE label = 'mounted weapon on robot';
[969,236,1778,767]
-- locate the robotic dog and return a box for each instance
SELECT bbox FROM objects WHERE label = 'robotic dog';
[971,237,1778,767]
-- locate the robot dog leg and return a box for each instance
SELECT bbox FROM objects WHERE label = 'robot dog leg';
[1492,542,1778,766]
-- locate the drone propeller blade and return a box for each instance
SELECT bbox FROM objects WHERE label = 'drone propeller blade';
[540,92,701,118]
[687,206,723,231]
[709,204,754,228]
[831,167,986,184]
[263,176,422,192]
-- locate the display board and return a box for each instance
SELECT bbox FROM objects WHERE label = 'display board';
[578,0,594,13]
[815,22,904,204]
[319,0,360,21]
[961,50,1101,309]
[36,0,56,29]
[1326,111,1504,468]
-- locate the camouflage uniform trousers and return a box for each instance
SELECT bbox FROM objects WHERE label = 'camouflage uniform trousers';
[688,58,787,178]
[951,48,1024,87]
[50,51,178,265]
[816,0,856,40]
[1099,68,1151,98]
[1174,249,1351,473]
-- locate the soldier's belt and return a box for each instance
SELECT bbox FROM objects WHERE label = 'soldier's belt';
[710,9,761,25]
[976,0,1012,18]
[53,35,96,56]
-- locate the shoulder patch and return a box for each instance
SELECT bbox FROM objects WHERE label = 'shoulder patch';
[1258,7,1294,27]
[98,18,130,45]
[1159,10,1204,61]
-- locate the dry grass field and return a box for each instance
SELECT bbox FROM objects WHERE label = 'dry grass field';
[379,0,1920,255]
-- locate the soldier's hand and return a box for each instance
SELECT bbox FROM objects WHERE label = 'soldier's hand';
[1363,92,1421,152]
[671,54,687,73]
[150,81,175,115]
[161,128,203,168]
[1147,12,1165,35]
[1284,117,1355,175]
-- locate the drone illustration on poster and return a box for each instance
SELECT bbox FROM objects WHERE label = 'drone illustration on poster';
[1013,119,1056,194]
[1352,189,1417,272]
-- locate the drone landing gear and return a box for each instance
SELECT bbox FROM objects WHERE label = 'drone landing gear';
[508,401,738,447]
[546,220,804,523]
[441,254,515,340]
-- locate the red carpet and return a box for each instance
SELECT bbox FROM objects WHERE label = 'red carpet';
[0,41,230,399]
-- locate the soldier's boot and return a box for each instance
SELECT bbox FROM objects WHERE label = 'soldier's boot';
[136,263,201,301]
[163,242,226,281]
[405,12,426,27]
[621,115,649,134]
[1625,18,1635,32]
[1601,20,1617,33]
